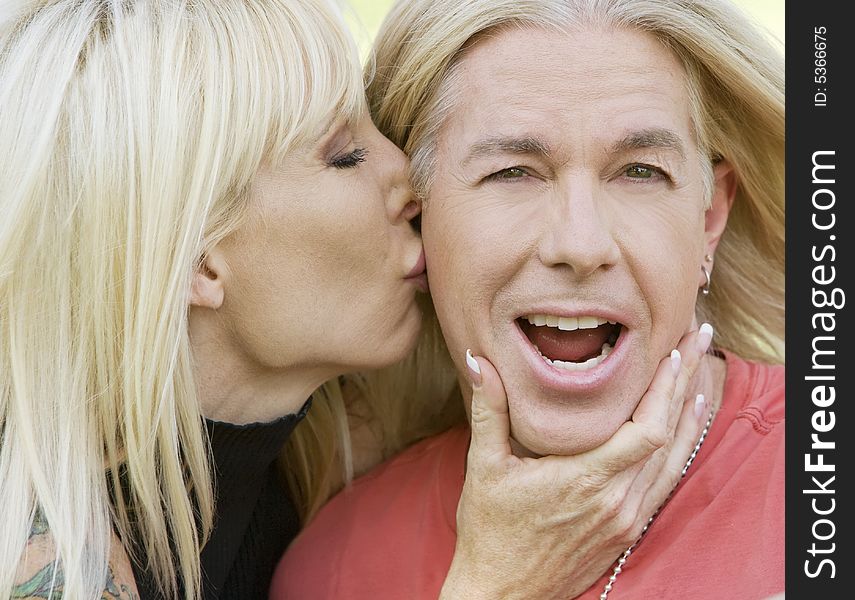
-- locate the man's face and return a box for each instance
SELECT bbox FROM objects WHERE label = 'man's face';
[423,25,713,456]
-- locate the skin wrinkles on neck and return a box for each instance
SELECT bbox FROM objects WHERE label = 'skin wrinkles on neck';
[189,308,331,425]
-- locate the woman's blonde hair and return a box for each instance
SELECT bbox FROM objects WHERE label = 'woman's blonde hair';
[0,1,364,598]
[362,0,784,451]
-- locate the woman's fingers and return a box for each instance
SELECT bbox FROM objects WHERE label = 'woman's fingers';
[672,322,713,418]
[553,323,712,493]
[448,327,717,600]
[591,324,713,468]
[621,378,704,524]
[615,324,716,527]
[634,323,713,438]
[577,352,677,475]
[465,323,714,497]
[465,350,513,470]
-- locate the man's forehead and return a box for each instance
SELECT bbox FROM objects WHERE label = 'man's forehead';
[442,27,694,159]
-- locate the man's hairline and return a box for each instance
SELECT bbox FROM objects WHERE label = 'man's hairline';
[409,25,716,204]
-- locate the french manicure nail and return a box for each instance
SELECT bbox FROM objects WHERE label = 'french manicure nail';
[694,393,706,420]
[670,349,681,376]
[465,349,482,386]
[697,323,714,353]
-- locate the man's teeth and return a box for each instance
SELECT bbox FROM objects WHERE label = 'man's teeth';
[538,343,614,371]
[524,314,615,331]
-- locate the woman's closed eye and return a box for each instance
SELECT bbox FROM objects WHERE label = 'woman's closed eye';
[330,147,368,169]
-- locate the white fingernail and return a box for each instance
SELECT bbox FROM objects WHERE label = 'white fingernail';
[670,349,681,376]
[466,349,481,375]
[697,323,714,353]
[694,393,705,420]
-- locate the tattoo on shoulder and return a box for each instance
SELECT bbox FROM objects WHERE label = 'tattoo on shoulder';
[102,566,140,600]
[10,562,64,599]
[13,511,138,599]
[30,510,49,537]
[12,564,138,599]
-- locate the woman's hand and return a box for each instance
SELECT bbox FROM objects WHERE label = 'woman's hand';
[439,325,714,600]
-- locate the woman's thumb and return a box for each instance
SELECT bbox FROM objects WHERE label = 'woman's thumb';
[465,350,512,465]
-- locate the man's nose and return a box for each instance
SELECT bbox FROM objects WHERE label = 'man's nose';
[537,178,620,277]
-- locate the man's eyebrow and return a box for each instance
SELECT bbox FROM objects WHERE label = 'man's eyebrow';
[610,128,687,159]
[463,136,551,166]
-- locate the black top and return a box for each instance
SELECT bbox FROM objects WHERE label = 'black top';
[131,399,311,599]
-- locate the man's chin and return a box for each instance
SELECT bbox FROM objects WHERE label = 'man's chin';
[507,406,629,457]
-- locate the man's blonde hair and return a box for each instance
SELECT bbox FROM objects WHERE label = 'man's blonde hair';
[0,1,363,598]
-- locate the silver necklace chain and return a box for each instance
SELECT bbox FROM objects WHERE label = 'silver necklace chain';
[599,410,716,600]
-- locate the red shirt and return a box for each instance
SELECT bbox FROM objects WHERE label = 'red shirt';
[271,353,784,599]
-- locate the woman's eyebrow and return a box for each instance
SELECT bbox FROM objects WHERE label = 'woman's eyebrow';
[462,135,551,166]
[311,114,347,147]
[316,120,350,157]
[609,128,687,159]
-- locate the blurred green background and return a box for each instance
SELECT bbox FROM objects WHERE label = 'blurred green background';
[346,0,784,56]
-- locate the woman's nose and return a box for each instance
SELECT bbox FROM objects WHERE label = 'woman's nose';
[380,136,421,226]
[399,196,421,223]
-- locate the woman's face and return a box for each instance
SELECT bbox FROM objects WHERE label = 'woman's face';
[214,112,425,376]
[423,26,730,456]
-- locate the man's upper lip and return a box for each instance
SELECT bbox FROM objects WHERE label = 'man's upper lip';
[405,249,426,278]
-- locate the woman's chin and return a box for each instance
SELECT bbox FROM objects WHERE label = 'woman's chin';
[352,308,423,371]
[390,306,424,358]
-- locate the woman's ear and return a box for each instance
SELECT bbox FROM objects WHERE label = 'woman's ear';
[704,159,737,255]
[190,248,228,310]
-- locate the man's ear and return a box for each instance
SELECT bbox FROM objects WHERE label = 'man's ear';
[190,248,228,310]
[704,159,737,256]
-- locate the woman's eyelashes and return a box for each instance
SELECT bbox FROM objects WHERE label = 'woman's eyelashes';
[330,147,368,169]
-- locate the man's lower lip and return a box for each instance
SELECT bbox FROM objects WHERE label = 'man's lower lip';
[512,321,628,392]
[406,273,428,292]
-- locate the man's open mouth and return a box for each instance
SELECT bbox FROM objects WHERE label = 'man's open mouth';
[517,314,624,372]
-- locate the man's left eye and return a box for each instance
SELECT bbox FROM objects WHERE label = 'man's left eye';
[486,167,528,181]
[625,164,656,178]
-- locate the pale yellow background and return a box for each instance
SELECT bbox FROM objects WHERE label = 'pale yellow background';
[347,0,784,56]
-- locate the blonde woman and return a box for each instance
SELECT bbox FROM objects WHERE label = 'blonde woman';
[0,0,424,599]
[273,0,785,598]
[0,0,427,597]
[2,1,722,599]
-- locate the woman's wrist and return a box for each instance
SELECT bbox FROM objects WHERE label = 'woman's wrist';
[439,559,500,600]
[440,545,534,600]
